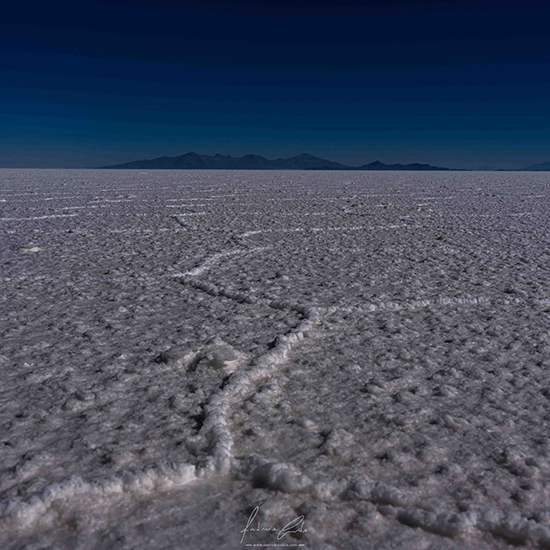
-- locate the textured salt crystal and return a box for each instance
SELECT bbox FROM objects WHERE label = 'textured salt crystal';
[252,462,312,493]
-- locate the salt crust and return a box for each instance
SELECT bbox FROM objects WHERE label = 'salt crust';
[2,227,550,549]
[2,171,550,548]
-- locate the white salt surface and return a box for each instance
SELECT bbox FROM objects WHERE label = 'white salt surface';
[1,169,550,549]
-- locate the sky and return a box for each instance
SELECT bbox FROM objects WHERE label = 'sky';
[1,0,549,170]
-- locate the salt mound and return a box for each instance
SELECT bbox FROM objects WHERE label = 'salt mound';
[20,244,41,253]
[156,338,248,374]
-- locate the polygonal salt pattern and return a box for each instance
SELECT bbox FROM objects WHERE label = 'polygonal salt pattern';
[1,169,550,549]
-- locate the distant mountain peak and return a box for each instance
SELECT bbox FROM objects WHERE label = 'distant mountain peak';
[523,161,550,171]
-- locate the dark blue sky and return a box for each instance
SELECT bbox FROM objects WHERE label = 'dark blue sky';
[2,0,549,169]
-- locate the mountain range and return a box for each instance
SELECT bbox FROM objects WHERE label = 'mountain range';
[521,161,550,171]
[100,152,453,171]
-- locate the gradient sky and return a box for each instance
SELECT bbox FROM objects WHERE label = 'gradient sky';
[2,0,549,169]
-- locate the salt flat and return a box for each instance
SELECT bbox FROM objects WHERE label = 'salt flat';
[1,169,550,549]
